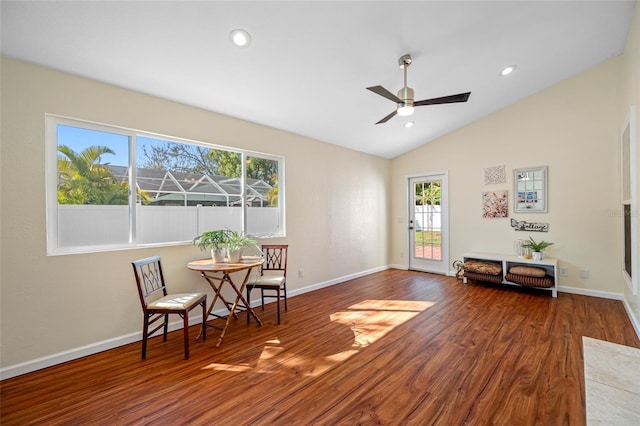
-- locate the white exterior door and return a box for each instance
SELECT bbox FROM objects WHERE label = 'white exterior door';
[408,173,448,274]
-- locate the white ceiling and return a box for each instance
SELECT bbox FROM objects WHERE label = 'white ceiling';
[1,1,635,159]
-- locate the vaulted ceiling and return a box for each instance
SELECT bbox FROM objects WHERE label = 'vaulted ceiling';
[1,1,635,158]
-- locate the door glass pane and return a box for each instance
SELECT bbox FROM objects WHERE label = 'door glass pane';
[414,180,442,260]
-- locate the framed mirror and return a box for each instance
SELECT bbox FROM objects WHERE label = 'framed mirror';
[514,166,547,213]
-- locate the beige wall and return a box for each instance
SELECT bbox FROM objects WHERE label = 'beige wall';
[391,56,624,293]
[622,1,640,330]
[0,57,390,370]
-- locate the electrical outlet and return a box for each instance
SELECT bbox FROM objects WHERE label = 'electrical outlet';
[298,269,304,278]
[580,269,590,279]
[559,267,569,277]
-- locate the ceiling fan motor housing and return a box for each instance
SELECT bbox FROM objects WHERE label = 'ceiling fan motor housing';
[397,86,414,107]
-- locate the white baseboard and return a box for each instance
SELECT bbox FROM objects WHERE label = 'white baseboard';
[0,265,390,381]
[557,285,624,300]
[389,264,408,270]
[621,297,640,340]
[287,265,390,297]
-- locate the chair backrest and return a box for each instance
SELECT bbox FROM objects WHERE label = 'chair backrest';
[260,245,288,276]
[132,256,168,309]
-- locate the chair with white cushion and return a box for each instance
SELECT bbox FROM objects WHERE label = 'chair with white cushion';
[132,256,206,359]
[246,245,288,324]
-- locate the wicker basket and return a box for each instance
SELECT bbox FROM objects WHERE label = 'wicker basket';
[463,271,504,284]
[505,273,553,288]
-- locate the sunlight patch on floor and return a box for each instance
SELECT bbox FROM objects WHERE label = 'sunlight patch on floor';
[346,299,435,312]
[203,363,253,372]
[331,300,435,349]
[203,300,435,376]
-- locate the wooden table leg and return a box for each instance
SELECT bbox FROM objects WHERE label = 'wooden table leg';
[196,272,235,340]
[191,263,264,346]
[216,273,238,347]
[214,270,263,347]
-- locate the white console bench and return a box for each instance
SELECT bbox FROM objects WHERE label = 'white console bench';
[462,252,558,298]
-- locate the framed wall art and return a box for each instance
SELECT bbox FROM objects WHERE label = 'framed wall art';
[482,190,508,218]
[514,166,547,213]
[484,165,506,185]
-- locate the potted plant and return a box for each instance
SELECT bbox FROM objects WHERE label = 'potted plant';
[522,236,554,260]
[193,230,228,263]
[224,229,260,263]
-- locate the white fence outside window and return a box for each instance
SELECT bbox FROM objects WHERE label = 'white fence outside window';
[57,205,279,248]
[414,205,442,231]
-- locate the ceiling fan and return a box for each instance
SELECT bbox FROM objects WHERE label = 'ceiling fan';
[367,54,471,124]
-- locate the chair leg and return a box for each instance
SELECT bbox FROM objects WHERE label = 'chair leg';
[261,288,265,310]
[283,286,288,311]
[201,301,207,341]
[142,315,150,360]
[246,287,252,324]
[163,314,169,341]
[276,289,281,324]
[183,312,190,360]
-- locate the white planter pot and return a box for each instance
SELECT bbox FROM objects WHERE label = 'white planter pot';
[532,251,543,261]
[228,249,243,263]
[211,249,226,263]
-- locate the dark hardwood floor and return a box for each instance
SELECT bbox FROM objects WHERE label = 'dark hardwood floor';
[2,269,639,425]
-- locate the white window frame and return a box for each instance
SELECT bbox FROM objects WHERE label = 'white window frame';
[46,115,285,255]
[621,106,637,295]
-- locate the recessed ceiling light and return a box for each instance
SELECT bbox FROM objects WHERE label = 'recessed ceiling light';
[404,121,414,128]
[501,65,516,76]
[229,29,252,48]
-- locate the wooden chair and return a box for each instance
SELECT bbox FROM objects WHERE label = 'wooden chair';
[132,256,207,359]
[246,245,288,324]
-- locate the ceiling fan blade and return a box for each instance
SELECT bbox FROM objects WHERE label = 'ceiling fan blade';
[375,110,397,125]
[414,92,471,107]
[367,86,402,103]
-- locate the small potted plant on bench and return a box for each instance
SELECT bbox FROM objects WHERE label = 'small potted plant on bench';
[522,236,554,260]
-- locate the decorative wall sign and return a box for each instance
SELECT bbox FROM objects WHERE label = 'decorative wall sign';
[482,190,508,218]
[484,165,506,185]
[510,218,549,232]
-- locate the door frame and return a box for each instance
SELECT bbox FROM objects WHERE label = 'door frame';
[406,171,449,275]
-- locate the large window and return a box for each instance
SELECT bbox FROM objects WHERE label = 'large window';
[46,116,284,255]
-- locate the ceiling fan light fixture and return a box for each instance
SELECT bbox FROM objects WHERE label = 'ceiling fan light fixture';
[397,105,414,116]
[229,29,252,47]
